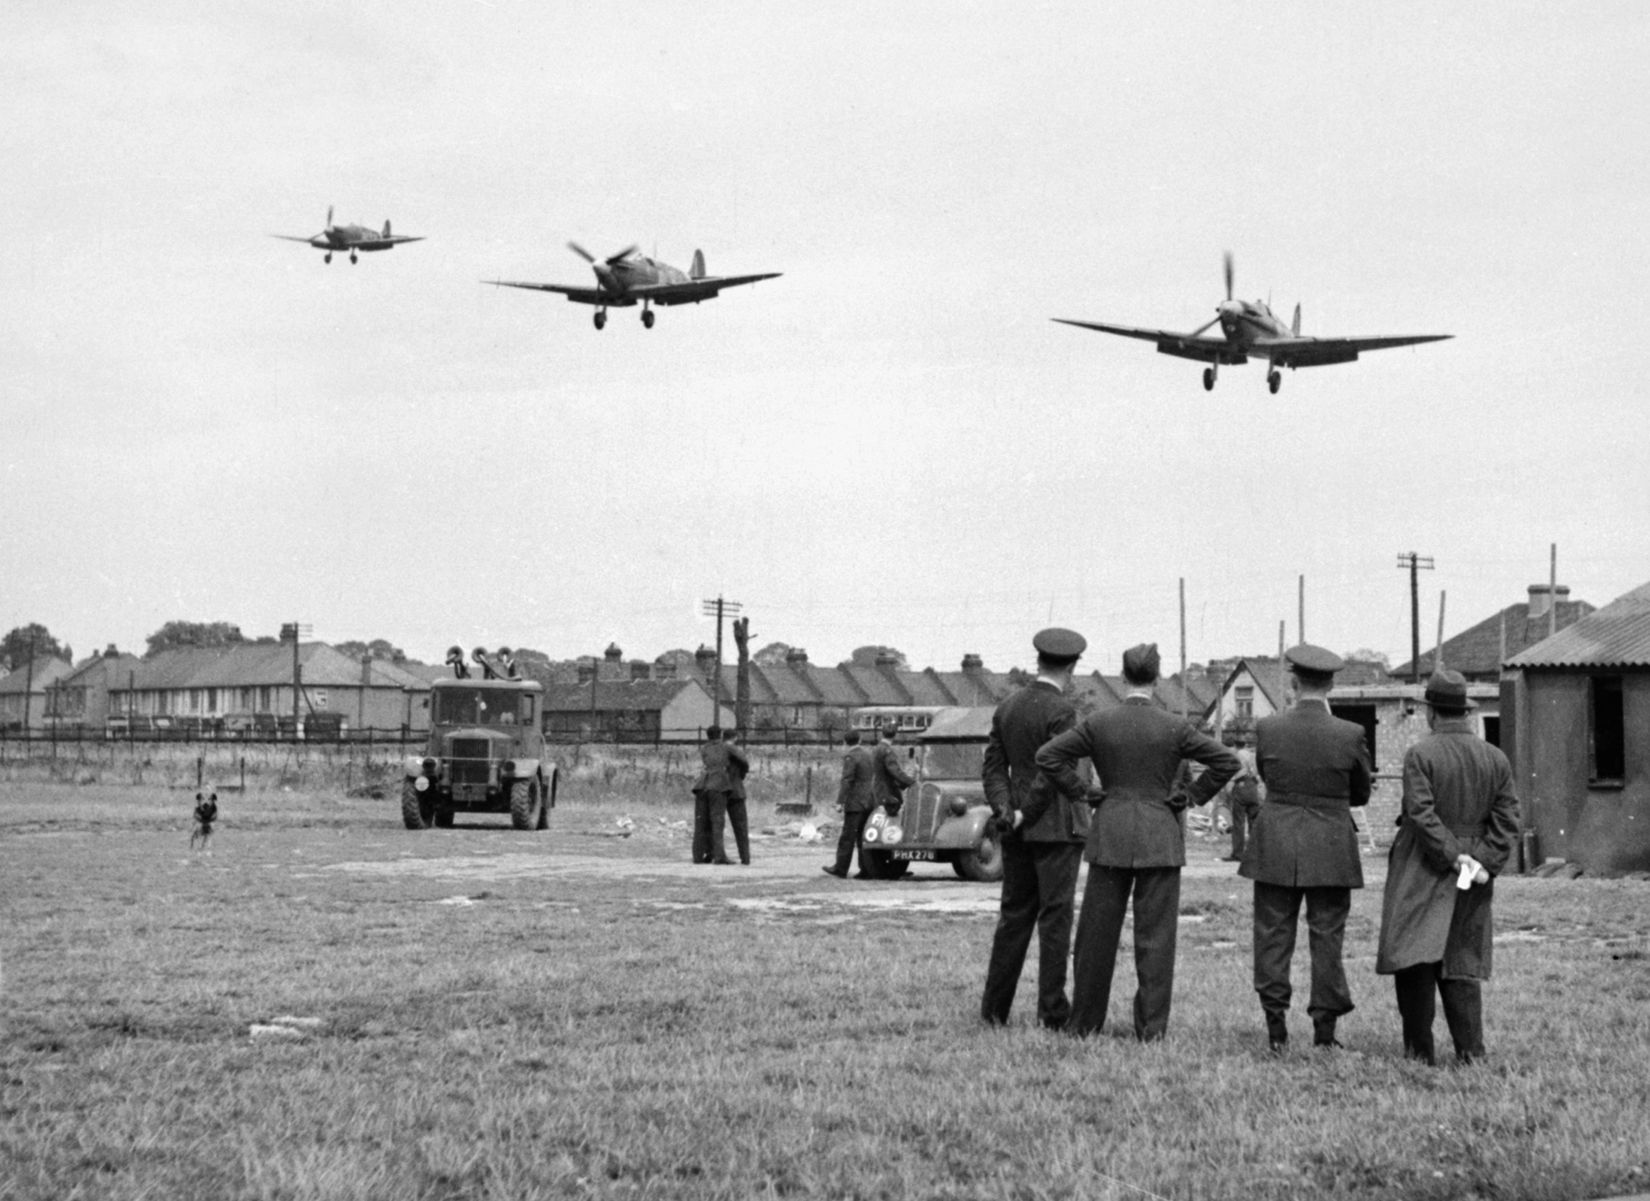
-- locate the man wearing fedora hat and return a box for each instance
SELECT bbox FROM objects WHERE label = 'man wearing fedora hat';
[979,627,1090,1028]
[1376,670,1520,1065]
[1240,643,1372,1052]
[1037,642,1239,1040]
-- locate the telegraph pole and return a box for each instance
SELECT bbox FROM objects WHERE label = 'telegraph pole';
[700,596,742,726]
[1395,553,1435,683]
[280,621,312,739]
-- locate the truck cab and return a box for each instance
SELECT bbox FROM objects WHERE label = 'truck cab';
[403,677,555,830]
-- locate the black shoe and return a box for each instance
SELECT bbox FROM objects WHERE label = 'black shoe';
[711,858,732,865]
[1266,1015,1289,1054]
[852,872,872,879]
[823,866,847,877]
[1313,1020,1341,1049]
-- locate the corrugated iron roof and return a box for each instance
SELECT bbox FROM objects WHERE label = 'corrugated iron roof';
[1506,580,1650,668]
[920,706,996,740]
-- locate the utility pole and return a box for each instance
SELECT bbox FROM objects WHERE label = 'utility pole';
[1549,542,1559,639]
[1395,552,1435,683]
[280,622,311,740]
[700,596,742,727]
[1298,575,1306,645]
[1178,578,1188,720]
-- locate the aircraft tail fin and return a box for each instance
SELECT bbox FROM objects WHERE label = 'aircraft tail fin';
[383,219,392,238]
[691,249,706,279]
[1291,303,1301,336]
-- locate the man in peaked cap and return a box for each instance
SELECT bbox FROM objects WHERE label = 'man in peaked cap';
[1240,643,1373,1053]
[1376,670,1519,1065]
[980,627,1090,1028]
[1036,641,1239,1040]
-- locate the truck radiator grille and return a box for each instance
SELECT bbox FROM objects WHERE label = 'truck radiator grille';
[449,738,492,786]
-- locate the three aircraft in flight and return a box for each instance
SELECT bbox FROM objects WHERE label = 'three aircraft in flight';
[484,242,782,330]
[271,207,425,264]
[1054,253,1451,392]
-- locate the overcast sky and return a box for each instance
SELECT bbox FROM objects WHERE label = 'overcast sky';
[5,1,1646,674]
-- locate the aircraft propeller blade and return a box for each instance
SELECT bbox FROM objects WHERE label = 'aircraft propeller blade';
[326,205,333,229]
[605,245,637,265]
[1223,251,1234,302]
[567,241,597,263]
[1187,316,1221,339]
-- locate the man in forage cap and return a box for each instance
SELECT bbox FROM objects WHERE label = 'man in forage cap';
[1375,670,1519,1065]
[1036,641,1239,1041]
[1239,643,1372,1053]
[980,627,1090,1028]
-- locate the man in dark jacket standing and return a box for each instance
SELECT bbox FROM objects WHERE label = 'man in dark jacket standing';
[825,729,877,878]
[693,726,746,865]
[871,723,914,814]
[1240,644,1372,1052]
[1038,642,1239,1041]
[1376,670,1519,1064]
[979,627,1089,1028]
[723,727,752,865]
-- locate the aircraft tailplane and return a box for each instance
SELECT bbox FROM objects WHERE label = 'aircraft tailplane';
[1291,303,1301,336]
[691,249,706,280]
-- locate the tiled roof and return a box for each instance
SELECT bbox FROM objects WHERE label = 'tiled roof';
[928,670,1009,705]
[903,668,959,706]
[541,678,703,713]
[117,643,424,691]
[1393,598,1596,678]
[0,657,74,694]
[1507,581,1650,668]
[840,665,910,705]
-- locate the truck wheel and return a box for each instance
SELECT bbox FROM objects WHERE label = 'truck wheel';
[401,780,432,830]
[863,849,909,880]
[510,779,540,830]
[954,832,1004,882]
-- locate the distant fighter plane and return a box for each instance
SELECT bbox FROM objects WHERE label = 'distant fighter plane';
[271,206,425,264]
[1054,254,1451,393]
[484,243,781,329]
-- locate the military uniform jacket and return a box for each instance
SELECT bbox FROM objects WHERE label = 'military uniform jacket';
[835,744,877,813]
[982,680,1087,843]
[1376,719,1520,979]
[871,741,915,808]
[696,741,745,795]
[1037,697,1239,867]
[1239,701,1372,888]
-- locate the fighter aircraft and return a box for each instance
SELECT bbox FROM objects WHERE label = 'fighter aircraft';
[271,206,425,264]
[1053,254,1451,393]
[484,243,781,329]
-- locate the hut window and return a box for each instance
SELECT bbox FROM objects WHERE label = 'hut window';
[1590,675,1625,784]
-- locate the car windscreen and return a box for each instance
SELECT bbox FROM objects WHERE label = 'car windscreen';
[435,690,522,726]
[920,743,986,779]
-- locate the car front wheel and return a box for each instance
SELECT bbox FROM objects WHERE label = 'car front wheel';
[954,832,1004,882]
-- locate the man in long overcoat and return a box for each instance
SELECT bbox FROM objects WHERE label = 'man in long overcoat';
[1376,670,1519,1064]
[1239,644,1372,1052]
[825,729,877,878]
[979,627,1089,1029]
[1037,642,1239,1041]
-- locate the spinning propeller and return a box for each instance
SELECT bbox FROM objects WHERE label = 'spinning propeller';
[1186,252,1237,338]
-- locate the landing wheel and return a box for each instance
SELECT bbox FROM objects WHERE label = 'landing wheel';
[324,253,332,264]
[1202,367,1216,392]
[642,309,655,329]
[594,310,607,331]
[1268,371,1282,395]
[349,252,358,264]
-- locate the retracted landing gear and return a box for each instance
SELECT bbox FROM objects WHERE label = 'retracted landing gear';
[349,250,358,264]
[324,252,332,264]
[1203,363,1218,392]
[642,307,655,329]
[1267,369,1282,395]
[593,309,607,331]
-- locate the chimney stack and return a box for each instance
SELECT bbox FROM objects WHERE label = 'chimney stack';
[1527,583,1570,619]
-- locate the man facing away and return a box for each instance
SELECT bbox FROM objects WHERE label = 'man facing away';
[870,723,915,815]
[979,627,1090,1029]
[825,729,877,878]
[1239,644,1372,1052]
[693,726,746,865]
[1376,670,1520,1065]
[1037,642,1239,1041]
[723,727,752,866]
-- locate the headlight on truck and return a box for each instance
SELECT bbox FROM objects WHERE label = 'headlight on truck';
[414,776,429,792]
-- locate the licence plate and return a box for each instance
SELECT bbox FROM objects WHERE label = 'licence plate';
[892,849,934,861]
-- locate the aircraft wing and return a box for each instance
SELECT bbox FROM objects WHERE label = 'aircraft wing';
[1051,318,1244,364]
[270,234,322,244]
[630,272,782,307]
[482,280,619,306]
[350,235,426,249]
[1251,333,1453,368]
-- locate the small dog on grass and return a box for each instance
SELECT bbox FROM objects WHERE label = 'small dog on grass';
[191,791,219,851]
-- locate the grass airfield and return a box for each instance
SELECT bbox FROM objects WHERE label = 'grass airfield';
[3,783,1649,1201]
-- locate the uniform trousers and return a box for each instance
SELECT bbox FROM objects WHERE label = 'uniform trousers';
[726,797,751,865]
[1252,882,1354,1023]
[832,809,872,875]
[692,790,730,864]
[1069,864,1182,1041]
[980,839,1083,1028]
[1393,962,1484,1064]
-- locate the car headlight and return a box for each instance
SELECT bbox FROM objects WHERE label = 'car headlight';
[949,797,969,816]
[863,825,880,843]
[882,823,903,846]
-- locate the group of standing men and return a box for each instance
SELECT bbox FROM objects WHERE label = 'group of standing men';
[824,723,915,878]
[978,627,1520,1064]
[692,726,751,865]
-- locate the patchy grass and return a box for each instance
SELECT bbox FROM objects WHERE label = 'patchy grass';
[2,784,1648,1200]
